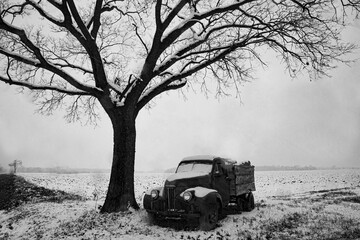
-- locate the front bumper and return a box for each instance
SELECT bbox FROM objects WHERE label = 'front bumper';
[144,194,201,220]
[146,209,200,220]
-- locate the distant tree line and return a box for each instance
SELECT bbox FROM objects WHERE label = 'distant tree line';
[16,167,109,174]
[255,165,318,171]
[0,165,354,174]
[163,165,324,173]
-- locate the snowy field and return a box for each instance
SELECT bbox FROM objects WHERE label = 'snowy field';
[15,169,360,205]
[1,169,360,239]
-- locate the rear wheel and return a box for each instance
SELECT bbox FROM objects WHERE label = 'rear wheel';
[199,202,219,231]
[237,192,255,212]
[236,196,244,212]
[243,192,255,211]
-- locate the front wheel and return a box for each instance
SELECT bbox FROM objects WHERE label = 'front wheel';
[199,202,219,231]
[147,213,158,225]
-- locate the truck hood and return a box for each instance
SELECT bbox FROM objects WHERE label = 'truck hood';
[165,171,212,194]
[166,171,209,182]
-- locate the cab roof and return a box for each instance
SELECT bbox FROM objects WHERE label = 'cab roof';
[181,155,237,165]
[181,155,219,162]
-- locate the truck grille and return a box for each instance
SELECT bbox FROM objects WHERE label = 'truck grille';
[167,186,176,210]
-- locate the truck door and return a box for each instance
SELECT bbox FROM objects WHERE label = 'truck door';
[212,161,230,205]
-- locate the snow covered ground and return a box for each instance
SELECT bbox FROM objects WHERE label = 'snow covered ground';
[1,169,360,239]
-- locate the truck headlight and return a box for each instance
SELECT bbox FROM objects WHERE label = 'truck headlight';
[151,190,159,200]
[183,191,192,202]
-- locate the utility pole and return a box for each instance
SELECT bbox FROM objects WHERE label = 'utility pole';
[9,160,22,174]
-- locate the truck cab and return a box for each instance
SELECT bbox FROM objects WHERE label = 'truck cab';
[143,155,255,230]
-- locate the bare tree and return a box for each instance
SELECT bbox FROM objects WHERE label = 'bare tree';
[0,0,359,212]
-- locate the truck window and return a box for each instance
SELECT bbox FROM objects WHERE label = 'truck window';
[176,162,212,173]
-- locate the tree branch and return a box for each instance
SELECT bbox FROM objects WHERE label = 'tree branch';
[90,0,104,38]
[155,0,162,28]
[167,42,246,83]
[0,47,40,67]
[25,0,65,27]
[60,0,109,89]
[136,39,247,112]
[0,18,102,96]
[0,75,92,96]
[133,23,149,54]
[154,22,266,75]
[66,0,93,41]
[137,0,256,102]
[160,0,256,53]
[162,0,188,30]
[136,79,186,114]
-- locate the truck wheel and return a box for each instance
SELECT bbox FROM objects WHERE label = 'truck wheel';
[243,192,255,212]
[147,213,158,224]
[236,196,244,212]
[199,202,219,231]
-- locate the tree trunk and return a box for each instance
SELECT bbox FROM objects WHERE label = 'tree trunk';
[100,107,140,213]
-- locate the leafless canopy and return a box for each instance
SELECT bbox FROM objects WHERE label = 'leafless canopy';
[0,0,359,122]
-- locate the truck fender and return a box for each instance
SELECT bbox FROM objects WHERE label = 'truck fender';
[146,186,164,197]
[143,186,164,210]
[204,191,223,210]
[180,187,223,208]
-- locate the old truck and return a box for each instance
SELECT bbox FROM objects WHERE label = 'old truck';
[143,155,255,230]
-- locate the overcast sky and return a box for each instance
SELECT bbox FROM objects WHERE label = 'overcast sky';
[1,21,360,172]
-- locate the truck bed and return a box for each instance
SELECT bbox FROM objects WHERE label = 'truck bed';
[229,164,255,196]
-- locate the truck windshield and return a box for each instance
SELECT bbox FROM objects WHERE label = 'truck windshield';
[176,162,212,173]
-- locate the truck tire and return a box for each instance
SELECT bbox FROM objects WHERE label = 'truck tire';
[147,213,158,224]
[236,196,245,212]
[243,192,255,212]
[199,202,219,231]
